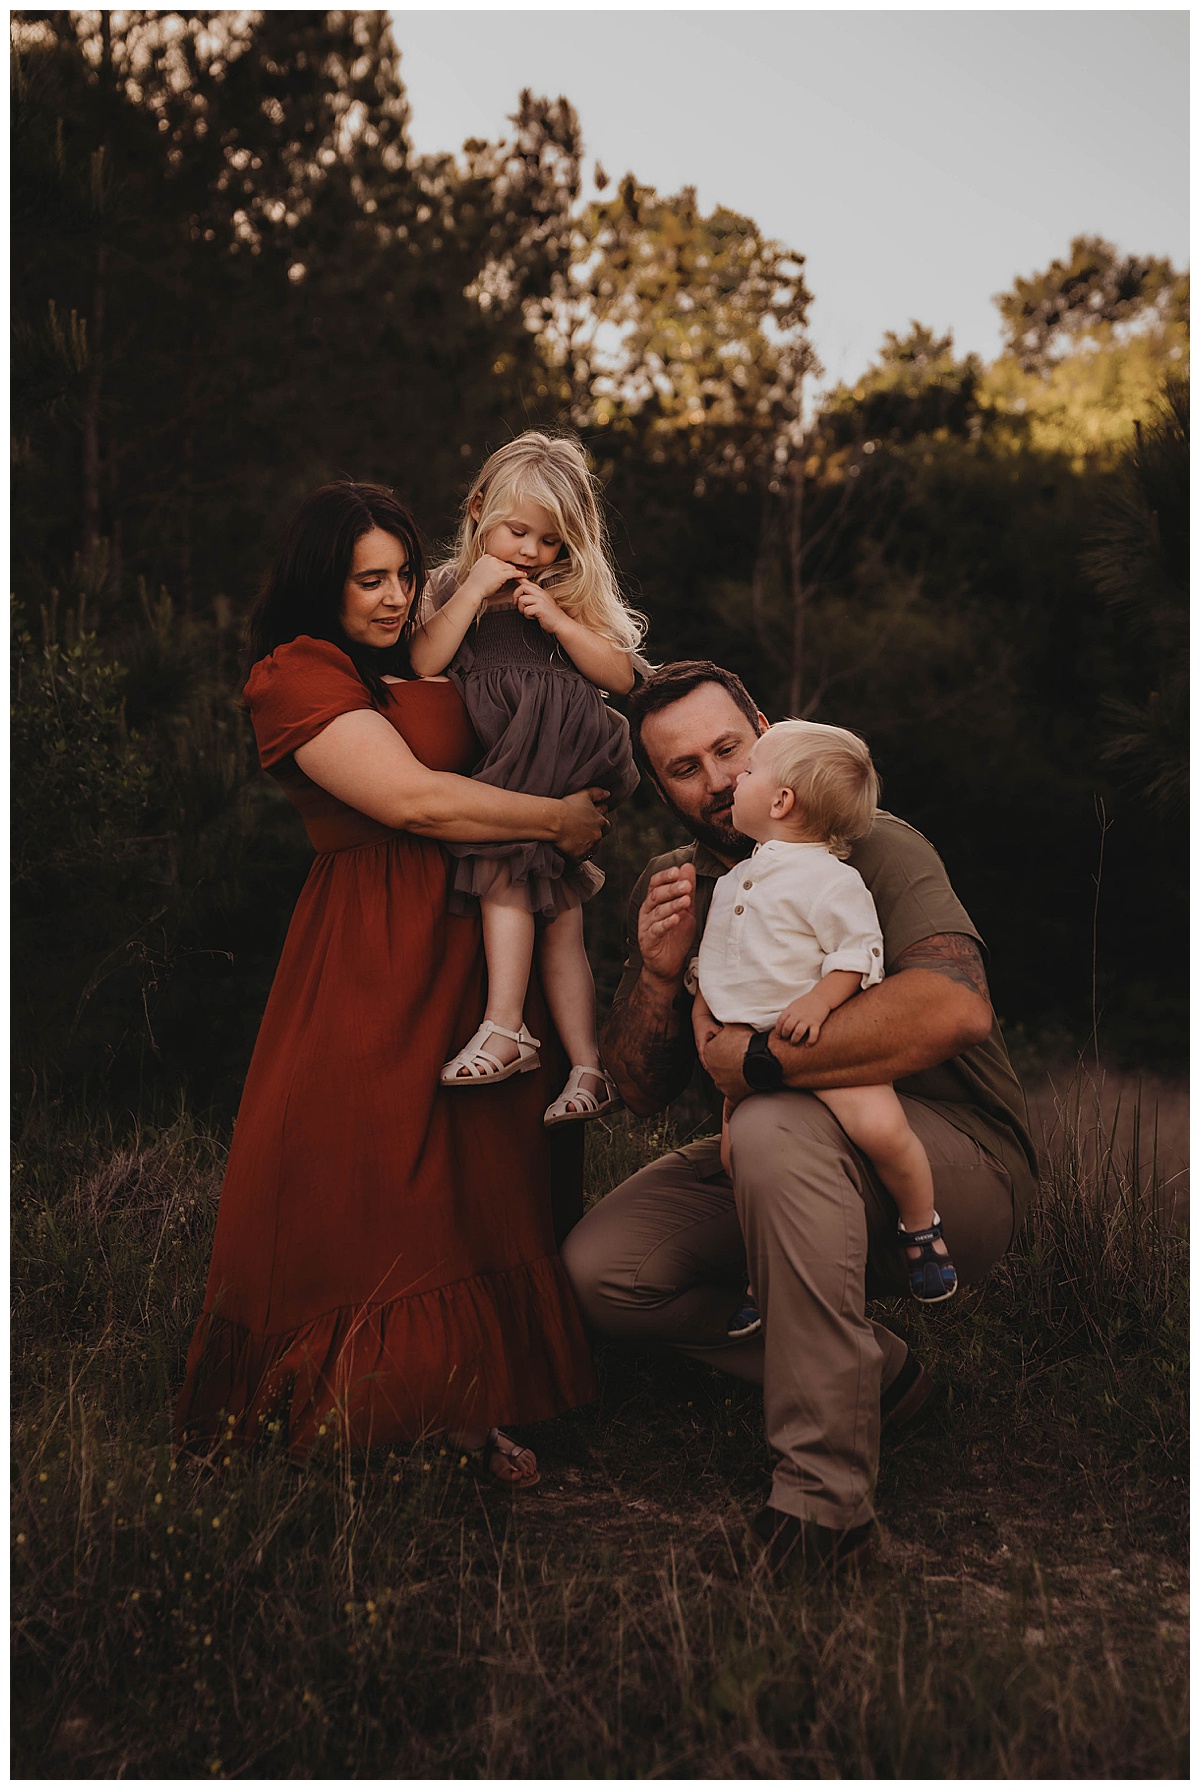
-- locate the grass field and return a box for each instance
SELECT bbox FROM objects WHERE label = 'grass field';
[11,1068,1188,1778]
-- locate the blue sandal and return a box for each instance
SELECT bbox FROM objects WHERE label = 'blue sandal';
[727,1287,762,1339]
[898,1214,958,1303]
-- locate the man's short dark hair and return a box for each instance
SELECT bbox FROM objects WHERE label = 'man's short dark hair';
[628,660,762,767]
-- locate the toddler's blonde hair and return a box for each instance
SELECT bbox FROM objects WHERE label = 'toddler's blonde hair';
[757,718,880,860]
[446,432,647,652]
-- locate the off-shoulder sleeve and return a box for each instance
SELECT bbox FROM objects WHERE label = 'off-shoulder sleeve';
[243,636,374,770]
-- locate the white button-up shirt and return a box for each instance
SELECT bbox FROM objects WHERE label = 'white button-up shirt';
[696,839,885,1029]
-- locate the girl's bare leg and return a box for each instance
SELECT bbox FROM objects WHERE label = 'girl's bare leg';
[449,872,536,1073]
[537,903,607,1108]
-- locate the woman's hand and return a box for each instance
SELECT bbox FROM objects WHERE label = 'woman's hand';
[555,787,610,859]
[514,579,563,635]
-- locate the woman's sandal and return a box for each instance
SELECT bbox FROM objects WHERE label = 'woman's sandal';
[898,1214,959,1303]
[544,1064,620,1128]
[440,1021,541,1087]
[465,1428,541,1489]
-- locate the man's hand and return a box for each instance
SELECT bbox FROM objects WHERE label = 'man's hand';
[692,987,722,1058]
[699,1021,753,1100]
[637,863,698,986]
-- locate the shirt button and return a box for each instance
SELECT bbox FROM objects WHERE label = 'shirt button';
[734,905,745,915]
[871,946,881,956]
[743,880,753,889]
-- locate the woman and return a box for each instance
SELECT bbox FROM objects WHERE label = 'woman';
[175,482,606,1485]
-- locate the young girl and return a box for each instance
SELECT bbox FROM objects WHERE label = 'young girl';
[693,718,959,1327]
[409,432,647,1125]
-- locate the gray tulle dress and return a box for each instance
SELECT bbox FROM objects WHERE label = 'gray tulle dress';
[421,568,642,919]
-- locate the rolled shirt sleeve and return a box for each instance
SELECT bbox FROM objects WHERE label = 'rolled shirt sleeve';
[806,876,885,988]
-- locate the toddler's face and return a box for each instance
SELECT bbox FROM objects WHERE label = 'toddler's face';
[483,498,564,575]
[730,740,782,841]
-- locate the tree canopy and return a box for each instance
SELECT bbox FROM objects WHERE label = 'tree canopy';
[10,10,1190,1102]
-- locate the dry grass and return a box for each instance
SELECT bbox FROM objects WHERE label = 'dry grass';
[10,1074,1189,1778]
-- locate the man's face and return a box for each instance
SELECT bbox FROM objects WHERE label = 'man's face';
[640,684,766,860]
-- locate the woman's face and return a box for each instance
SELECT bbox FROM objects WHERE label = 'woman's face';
[340,527,416,647]
[474,493,564,574]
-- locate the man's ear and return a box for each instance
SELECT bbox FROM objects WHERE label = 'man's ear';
[755,711,770,735]
[771,787,796,820]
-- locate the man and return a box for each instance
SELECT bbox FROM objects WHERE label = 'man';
[561,662,1037,1572]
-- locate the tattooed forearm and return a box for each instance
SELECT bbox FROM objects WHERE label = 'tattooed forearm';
[891,933,991,1004]
[600,974,695,1115]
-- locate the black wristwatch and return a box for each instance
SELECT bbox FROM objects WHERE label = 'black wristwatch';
[742,1029,785,1093]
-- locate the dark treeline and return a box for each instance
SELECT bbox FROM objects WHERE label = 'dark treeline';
[11,11,1189,1120]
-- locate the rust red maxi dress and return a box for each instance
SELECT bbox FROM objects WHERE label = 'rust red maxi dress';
[175,635,597,1457]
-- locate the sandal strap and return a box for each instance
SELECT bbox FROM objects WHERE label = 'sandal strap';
[478,1022,541,1048]
[547,1065,616,1117]
[898,1214,943,1247]
[444,1021,541,1079]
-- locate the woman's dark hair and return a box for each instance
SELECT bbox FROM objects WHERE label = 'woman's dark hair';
[245,482,427,703]
[627,660,762,767]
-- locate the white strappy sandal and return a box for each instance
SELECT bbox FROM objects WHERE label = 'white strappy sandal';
[440,1021,541,1087]
[544,1065,620,1127]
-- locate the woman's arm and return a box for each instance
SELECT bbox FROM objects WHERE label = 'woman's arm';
[514,583,636,695]
[408,556,523,677]
[293,708,608,852]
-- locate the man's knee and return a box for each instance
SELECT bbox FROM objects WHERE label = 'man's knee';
[560,1204,616,1328]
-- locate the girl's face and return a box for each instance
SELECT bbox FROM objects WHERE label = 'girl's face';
[476,494,564,574]
[339,527,416,647]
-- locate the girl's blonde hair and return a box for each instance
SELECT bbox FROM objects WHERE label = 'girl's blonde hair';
[446,432,647,652]
[757,718,880,860]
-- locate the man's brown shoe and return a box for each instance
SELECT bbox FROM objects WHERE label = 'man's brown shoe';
[880,1350,939,1441]
[753,1505,875,1578]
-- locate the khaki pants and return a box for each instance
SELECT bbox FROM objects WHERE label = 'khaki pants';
[562,1091,1016,1530]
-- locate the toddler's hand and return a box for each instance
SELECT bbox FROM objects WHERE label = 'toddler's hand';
[514,580,562,634]
[775,992,831,1046]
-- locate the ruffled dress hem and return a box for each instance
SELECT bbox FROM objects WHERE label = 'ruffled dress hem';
[176,1252,598,1461]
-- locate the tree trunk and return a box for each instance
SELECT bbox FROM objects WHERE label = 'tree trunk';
[786,452,805,715]
[81,244,106,563]
[180,353,196,614]
[750,480,775,649]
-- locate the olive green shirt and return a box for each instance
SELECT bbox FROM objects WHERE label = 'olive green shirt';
[614,812,1038,1223]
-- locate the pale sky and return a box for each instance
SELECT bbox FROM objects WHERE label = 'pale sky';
[389,8,1189,389]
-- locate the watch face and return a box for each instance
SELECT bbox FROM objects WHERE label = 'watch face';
[744,1036,783,1092]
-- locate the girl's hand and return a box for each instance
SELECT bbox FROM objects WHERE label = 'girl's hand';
[461,554,522,609]
[514,579,563,635]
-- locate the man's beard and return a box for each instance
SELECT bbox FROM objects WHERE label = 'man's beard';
[664,788,753,861]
